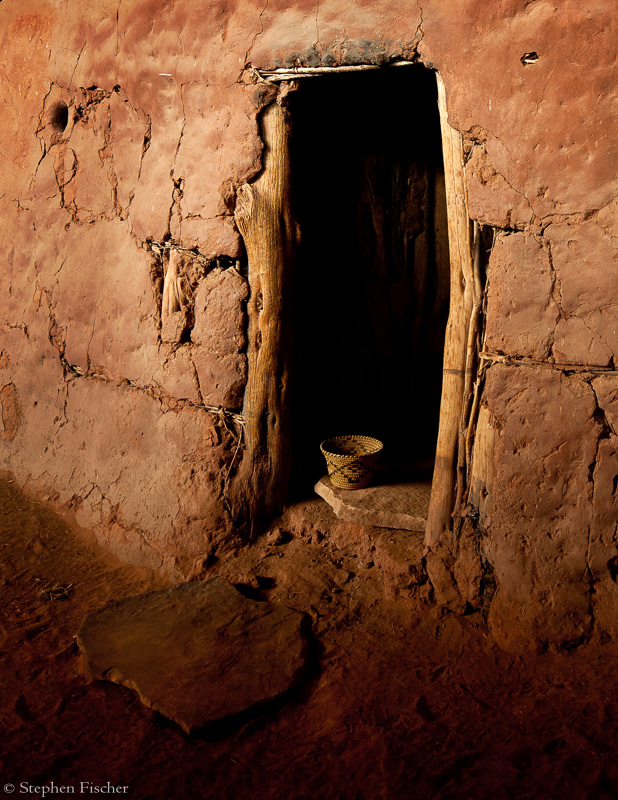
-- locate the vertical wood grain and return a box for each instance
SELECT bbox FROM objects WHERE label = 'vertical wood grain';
[232,101,294,535]
[425,74,474,546]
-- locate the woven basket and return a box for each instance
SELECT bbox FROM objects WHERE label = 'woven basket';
[320,435,383,490]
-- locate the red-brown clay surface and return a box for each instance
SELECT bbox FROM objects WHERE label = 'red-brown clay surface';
[2,476,618,800]
[1,0,616,649]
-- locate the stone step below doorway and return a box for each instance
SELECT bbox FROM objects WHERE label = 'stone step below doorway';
[314,467,432,532]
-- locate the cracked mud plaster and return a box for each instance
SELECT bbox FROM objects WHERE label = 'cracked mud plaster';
[245,0,423,67]
[1,0,617,635]
[149,245,249,407]
[420,0,616,219]
[464,136,537,231]
[485,214,617,369]
[1,185,246,575]
[0,383,22,442]
[544,218,617,367]
[485,232,558,361]
[586,374,618,636]
[30,85,151,226]
[1,368,239,576]
[470,365,618,652]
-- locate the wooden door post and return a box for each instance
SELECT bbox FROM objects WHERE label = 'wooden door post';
[232,101,295,535]
[425,74,475,546]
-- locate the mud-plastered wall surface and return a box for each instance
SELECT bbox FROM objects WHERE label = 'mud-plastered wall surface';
[0,0,616,645]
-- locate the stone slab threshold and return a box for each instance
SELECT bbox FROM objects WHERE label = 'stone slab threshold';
[77,577,309,733]
[314,470,432,531]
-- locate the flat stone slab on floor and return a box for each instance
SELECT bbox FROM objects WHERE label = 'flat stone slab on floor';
[77,577,309,733]
[315,474,431,531]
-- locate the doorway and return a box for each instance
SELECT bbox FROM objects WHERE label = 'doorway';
[286,66,451,499]
[232,67,473,543]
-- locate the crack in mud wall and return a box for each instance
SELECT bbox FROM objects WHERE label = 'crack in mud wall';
[430,216,617,650]
[0,2,265,573]
[0,0,616,650]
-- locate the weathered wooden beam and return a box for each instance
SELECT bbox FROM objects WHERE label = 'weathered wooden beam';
[231,101,295,535]
[425,74,475,547]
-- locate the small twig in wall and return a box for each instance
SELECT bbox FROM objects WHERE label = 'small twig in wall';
[454,221,484,513]
[66,363,86,378]
[148,240,212,267]
[161,250,188,322]
[520,52,540,66]
[223,423,245,490]
[202,404,246,429]
[464,225,490,480]
[479,352,617,374]
[34,577,74,601]
[202,401,247,487]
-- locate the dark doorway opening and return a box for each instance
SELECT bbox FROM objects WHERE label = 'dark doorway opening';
[287,65,450,501]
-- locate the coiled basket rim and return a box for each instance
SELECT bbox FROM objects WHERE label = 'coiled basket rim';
[320,435,383,461]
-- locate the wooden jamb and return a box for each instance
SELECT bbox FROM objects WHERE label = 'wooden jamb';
[424,74,475,547]
[232,101,295,534]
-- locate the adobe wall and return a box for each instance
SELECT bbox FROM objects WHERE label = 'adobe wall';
[0,0,616,647]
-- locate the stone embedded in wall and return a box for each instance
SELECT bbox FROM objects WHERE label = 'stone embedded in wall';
[160,310,191,345]
[151,346,200,403]
[192,267,249,351]
[192,350,248,409]
[544,219,617,367]
[479,364,605,651]
[191,267,249,408]
[0,383,21,442]
[485,232,558,360]
[465,142,536,230]
[180,216,244,260]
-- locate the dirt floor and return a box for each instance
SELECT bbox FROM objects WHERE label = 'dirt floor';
[1,476,618,800]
